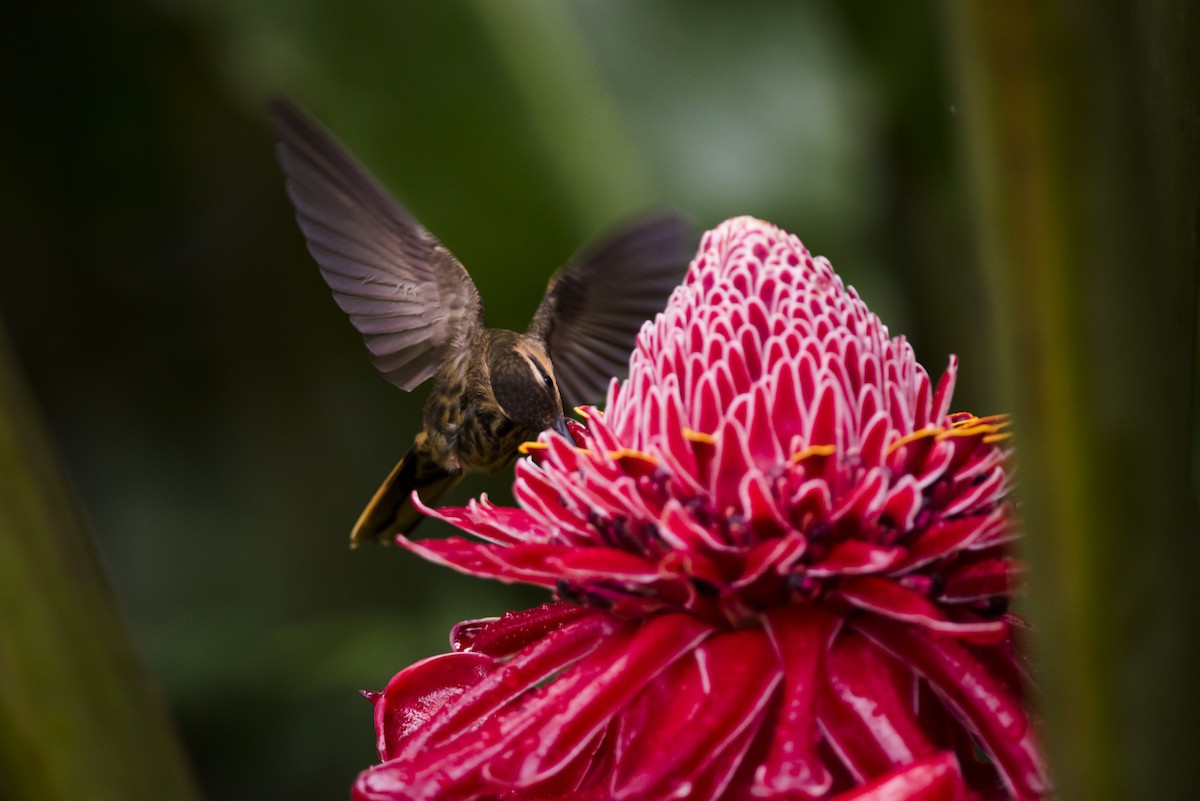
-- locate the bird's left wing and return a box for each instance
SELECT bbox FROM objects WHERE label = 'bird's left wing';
[271,97,484,391]
[529,211,695,409]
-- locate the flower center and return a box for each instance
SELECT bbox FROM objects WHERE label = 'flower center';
[516,412,1012,630]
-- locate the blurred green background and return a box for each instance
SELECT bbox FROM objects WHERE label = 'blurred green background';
[1,1,1194,801]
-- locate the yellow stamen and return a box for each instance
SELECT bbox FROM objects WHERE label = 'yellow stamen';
[788,444,836,464]
[949,412,1011,429]
[887,426,939,455]
[983,432,1013,444]
[683,429,717,445]
[517,441,549,454]
[607,448,659,465]
[936,422,1005,440]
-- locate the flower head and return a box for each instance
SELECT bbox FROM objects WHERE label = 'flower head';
[356,217,1048,801]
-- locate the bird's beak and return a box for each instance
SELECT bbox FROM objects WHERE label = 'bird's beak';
[552,415,571,440]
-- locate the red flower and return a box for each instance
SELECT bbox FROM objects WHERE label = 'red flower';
[355,217,1049,800]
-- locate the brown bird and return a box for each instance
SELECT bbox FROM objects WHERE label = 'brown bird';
[270,98,693,546]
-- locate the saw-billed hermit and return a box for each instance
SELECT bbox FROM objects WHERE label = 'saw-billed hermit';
[270,98,693,545]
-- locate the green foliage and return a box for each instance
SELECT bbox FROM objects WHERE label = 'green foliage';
[0,330,201,801]
[948,2,1200,799]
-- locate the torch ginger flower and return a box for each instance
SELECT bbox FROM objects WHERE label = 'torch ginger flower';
[354,217,1049,801]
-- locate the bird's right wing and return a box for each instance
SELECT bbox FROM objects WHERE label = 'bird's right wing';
[529,211,695,408]
[271,97,483,391]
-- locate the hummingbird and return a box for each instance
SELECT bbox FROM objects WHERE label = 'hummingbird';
[270,98,693,546]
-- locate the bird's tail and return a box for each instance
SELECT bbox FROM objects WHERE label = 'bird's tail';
[350,447,462,546]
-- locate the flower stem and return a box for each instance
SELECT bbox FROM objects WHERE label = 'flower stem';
[0,325,202,801]
[946,1,1200,799]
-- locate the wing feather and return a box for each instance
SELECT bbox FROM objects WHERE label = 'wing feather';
[271,97,483,391]
[529,211,694,407]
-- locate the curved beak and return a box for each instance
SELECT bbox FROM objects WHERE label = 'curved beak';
[551,414,571,440]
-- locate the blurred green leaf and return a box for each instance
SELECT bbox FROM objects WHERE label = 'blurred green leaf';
[0,325,202,801]
[947,1,1200,799]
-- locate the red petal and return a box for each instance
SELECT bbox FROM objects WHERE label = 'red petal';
[553,546,664,584]
[738,470,789,541]
[808,540,906,577]
[930,357,958,426]
[878,475,922,532]
[373,652,495,760]
[744,381,784,467]
[770,357,805,449]
[941,465,1007,517]
[657,394,705,494]
[829,752,965,801]
[660,498,733,553]
[754,605,839,796]
[415,496,549,545]
[858,412,891,470]
[939,557,1019,604]
[609,628,781,799]
[711,418,755,512]
[831,467,888,524]
[832,577,1006,641]
[898,513,997,572]
[887,431,941,486]
[735,531,807,588]
[392,613,619,765]
[807,379,842,450]
[450,602,593,656]
[679,698,773,801]
[819,631,938,780]
[693,366,724,435]
[355,616,625,800]
[968,502,1020,550]
[482,613,715,788]
[853,618,1050,800]
[400,537,663,590]
[395,537,560,587]
[789,478,833,528]
[565,417,589,445]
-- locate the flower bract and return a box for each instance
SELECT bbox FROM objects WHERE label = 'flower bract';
[355,217,1048,801]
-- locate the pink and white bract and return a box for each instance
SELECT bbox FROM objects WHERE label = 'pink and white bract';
[355,217,1049,801]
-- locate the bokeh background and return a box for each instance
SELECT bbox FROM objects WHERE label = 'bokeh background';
[2,2,1195,801]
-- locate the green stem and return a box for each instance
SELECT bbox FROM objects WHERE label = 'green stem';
[0,325,202,801]
[946,2,1200,799]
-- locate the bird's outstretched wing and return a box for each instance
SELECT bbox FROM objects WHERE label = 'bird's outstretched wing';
[271,97,484,390]
[529,211,695,408]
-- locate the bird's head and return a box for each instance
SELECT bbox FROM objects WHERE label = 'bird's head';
[488,335,570,439]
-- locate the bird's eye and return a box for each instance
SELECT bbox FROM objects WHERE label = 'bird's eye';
[527,355,556,395]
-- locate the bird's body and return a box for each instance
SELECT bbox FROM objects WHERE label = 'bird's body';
[426,330,555,473]
[417,328,530,476]
[270,98,693,545]
[357,330,562,539]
